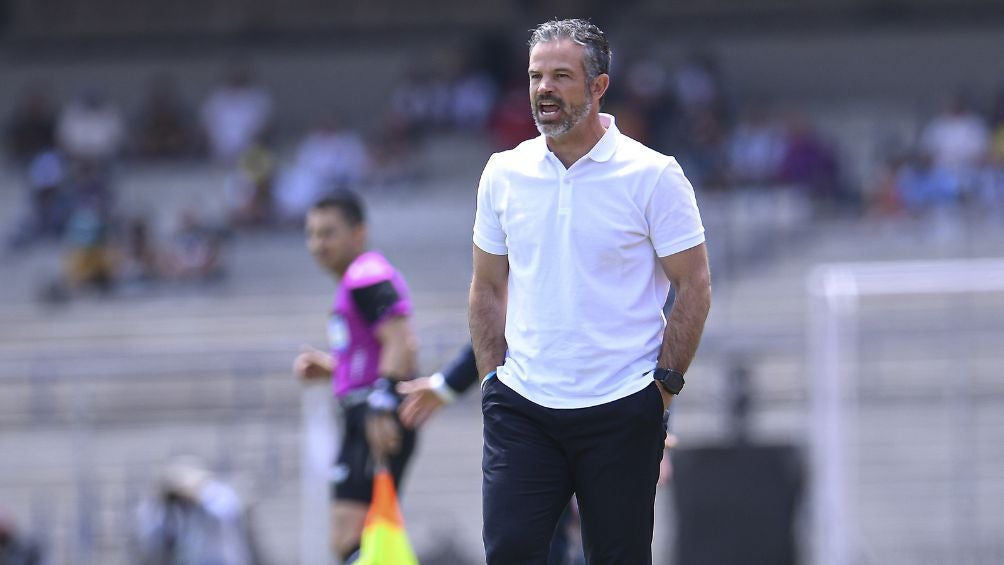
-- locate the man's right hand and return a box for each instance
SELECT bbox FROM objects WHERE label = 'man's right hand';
[396,377,447,429]
[293,345,334,381]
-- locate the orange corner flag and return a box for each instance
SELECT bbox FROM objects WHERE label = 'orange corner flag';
[355,469,419,565]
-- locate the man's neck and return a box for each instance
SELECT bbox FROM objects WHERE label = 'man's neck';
[545,113,607,169]
[332,250,364,279]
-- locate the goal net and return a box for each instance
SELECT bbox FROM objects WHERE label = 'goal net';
[808,258,1004,565]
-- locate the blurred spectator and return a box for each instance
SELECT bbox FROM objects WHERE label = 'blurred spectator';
[62,203,116,293]
[28,150,69,231]
[675,106,728,189]
[919,94,989,176]
[673,51,727,120]
[116,212,226,285]
[224,142,275,228]
[368,123,420,186]
[487,85,539,150]
[866,155,908,219]
[56,90,125,167]
[121,216,160,282]
[4,86,57,163]
[132,456,262,565]
[896,152,960,215]
[133,75,199,160]
[201,68,273,166]
[777,112,840,204]
[160,209,225,281]
[53,160,118,294]
[615,58,676,148]
[375,47,500,169]
[275,116,370,224]
[388,68,452,137]
[384,50,500,135]
[605,101,649,148]
[647,52,732,187]
[65,160,115,219]
[726,105,786,187]
[445,50,498,130]
[7,150,71,248]
[0,513,44,565]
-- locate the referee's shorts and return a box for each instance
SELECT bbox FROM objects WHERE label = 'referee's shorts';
[331,392,416,503]
[481,375,667,565]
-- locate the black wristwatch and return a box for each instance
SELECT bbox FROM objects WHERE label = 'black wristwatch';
[653,368,685,395]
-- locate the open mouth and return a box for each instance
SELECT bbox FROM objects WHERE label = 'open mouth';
[537,100,562,119]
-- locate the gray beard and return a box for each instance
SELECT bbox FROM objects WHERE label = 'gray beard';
[533,97,592,138]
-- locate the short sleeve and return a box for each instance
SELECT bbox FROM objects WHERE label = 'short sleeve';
[647,158,706,257]
[472,154,508,255]
[350,280,405,325]
[343,253,412,326]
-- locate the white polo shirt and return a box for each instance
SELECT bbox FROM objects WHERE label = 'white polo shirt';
[473,114,705,409]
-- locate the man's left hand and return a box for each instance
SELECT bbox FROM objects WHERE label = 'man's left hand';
[658,385,674,411]
[658,433,679,486]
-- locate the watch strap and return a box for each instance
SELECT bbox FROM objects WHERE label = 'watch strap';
[653,367,685,395]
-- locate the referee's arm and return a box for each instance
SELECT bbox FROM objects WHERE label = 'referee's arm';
[374,315,417,381]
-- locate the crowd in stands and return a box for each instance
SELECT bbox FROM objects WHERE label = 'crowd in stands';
[603,52,847,207]
[868,93,1004,225]
[5,42,1004,297]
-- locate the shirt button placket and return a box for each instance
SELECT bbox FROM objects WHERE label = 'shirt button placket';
[559,176,572,215]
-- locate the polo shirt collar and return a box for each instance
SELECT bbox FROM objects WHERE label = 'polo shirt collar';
[587,113,618,163]
[535,112,620,163]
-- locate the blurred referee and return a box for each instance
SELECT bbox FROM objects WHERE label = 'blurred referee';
[293,190,418,563]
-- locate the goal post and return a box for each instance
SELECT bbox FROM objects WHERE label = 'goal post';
[808,258,1004,565]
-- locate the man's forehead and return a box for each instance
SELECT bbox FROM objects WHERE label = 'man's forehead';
[307,209,343,226]
[529,38,585,66]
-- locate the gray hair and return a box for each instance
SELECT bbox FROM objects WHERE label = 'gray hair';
[528,19,612,85]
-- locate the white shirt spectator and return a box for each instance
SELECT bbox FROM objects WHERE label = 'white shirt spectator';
[295,127,370,187]
[728,117,785,184]
[673,56,719,112]
[57,95,124,162]
[473,114,705,409]
[451,72,497,129]
[201,81,273,164]
[921,110,990,171]
[275,126,370,222]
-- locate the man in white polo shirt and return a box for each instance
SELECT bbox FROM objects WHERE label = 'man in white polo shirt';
[469,18,712,564]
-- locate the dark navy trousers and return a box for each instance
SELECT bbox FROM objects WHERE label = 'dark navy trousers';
[482,376,666,564]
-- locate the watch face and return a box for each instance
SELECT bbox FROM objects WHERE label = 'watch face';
[656,369,685,394]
